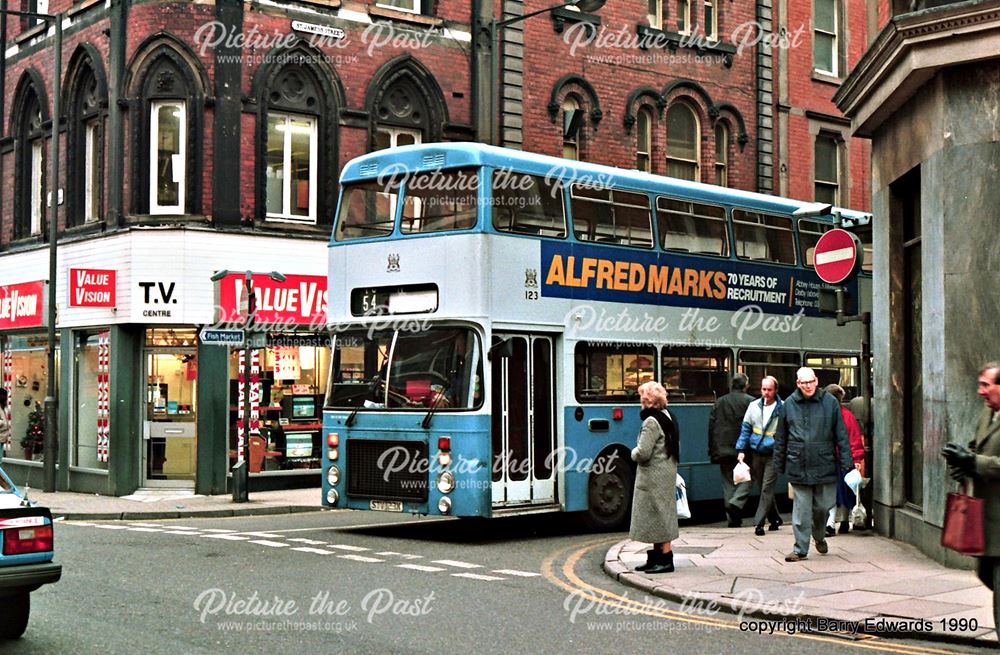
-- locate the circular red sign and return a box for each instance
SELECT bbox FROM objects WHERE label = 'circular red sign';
[813,229,860,284]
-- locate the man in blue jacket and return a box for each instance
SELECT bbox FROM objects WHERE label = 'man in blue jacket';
[736,375,784,536]
[773,367,856,562]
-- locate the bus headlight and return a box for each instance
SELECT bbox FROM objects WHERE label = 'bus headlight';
[326,489,339,505]
[437,451,452,468]
[327,465,341,486]
[329,448,339,461]
[436,471,455,494]
[438,496,452,514]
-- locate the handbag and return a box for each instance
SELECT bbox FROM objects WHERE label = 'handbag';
[676,473,691,520]
[941,480,985,556]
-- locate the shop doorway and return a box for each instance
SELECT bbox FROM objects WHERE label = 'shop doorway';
[142,347,198,488]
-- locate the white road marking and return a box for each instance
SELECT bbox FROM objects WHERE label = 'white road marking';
[432,559,481,569]
[166,526,200,531]
[126,527,163,533]
[338,554,384,563]
[288,538,327,545]
[492,569,540,577]
[91,524,127,530]
[236,532,282,538]
[326,544,370,552]
[378,551,423,559]
[397,564,445,572]
[249,540,289,548]
[201,528,238,533]
[202,534,250,541]
[128,522,162,527]
[292,547,335,555]
[451,573,505,581]
[164,530,200,535]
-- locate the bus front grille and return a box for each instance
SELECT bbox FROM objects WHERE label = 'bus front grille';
[346,439,429,502]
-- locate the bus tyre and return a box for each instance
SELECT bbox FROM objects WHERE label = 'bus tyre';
[0,592,30,639]
[582,453,633,531]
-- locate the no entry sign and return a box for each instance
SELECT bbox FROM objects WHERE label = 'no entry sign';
[813,228,862,284]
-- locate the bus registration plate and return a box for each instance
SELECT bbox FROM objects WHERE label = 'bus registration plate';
[370,500,403,512]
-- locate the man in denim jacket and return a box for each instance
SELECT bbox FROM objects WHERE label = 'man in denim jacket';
[736,376,784,536]
[773,367,855,562]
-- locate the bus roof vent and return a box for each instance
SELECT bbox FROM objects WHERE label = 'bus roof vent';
[422,153,446,168]
[360,162,378,176]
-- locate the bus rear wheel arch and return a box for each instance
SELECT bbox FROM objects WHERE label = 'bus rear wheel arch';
[581,446,634,531]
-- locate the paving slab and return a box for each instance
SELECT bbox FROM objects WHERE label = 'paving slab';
[604,524,997,647]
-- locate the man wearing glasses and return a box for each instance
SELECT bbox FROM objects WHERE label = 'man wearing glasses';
[773,367,856,562]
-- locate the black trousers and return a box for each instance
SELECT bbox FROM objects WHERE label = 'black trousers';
[977,556,1000,636]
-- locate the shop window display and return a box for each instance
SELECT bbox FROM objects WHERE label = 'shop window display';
[74,330,111,470]
[228,336,330,472]
[1,334,59,462]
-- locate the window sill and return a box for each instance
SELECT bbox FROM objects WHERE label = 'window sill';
[13,22,47,46]
[298,0,341,9]
[68,0,105,19]
[368,6,443,27]
[550,7,602,35]
[811,70,844,86]
[635,24,736,68]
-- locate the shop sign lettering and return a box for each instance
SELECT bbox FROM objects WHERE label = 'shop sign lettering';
[216,274,327,325]
[0,280,46,330]
[68,268,117,308]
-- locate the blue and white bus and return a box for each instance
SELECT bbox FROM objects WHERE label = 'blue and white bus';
[321,143,871,529]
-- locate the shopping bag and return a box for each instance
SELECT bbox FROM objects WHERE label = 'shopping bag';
[733,461,751,484]
[844,468,863,495]
[676,474,691,520]
[850,499,867,530]
[941,481,985,556]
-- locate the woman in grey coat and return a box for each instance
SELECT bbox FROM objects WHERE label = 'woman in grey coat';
[630,381,680,574]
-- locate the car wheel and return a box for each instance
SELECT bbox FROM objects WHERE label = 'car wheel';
[581,452,633,531]
[0,591,29,639]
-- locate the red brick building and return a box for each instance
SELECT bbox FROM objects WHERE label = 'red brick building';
[0,0,873,495]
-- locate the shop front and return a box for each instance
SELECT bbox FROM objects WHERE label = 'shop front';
[0,281,57,474]
[214,273,329,491]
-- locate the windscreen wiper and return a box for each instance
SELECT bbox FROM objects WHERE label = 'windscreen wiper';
[421,381,451,430]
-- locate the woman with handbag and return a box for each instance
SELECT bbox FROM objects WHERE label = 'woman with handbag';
[630,381,680,574]
[942,362,1000,636]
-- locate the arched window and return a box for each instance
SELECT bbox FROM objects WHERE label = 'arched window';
[636,107,653,172]
[369,64,445,151]
[12,76,47,239]
[264,66,321,223]
[714,123,729,186]
[666,103,699,181]
[562,96,582,161]
[66,51,108,227]
[127,39,206,217]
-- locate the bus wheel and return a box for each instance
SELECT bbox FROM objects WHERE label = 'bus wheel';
[582,453,633,531]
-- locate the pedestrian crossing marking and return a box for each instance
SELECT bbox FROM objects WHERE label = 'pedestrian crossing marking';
[201,528,238,533]
[292,547,335,555]
[249,540,289,548]
[338,554,385,563]
[451,573,505,581]
[433,559,481,569]
[239,532,282,538]
[288,538,326,545]
[378,551,423,559]
[326,544,371,552]
[397,564,446,572]
[202,534,250,541]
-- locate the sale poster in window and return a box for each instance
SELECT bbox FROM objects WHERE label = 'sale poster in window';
[273,347,300,379]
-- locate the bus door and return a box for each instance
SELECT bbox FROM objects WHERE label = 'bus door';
[490,335,556,505]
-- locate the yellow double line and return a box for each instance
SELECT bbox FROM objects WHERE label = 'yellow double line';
[541,538,966,655]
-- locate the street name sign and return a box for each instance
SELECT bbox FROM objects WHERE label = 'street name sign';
[813,228,862,284]
[200,328,245,346]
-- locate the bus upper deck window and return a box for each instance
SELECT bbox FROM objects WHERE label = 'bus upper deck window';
[401,169,479,234]
[491,171,566,238]
[335,181,399,241]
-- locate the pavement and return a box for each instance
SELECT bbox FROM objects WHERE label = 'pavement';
[20,486,324,521]
[605,523,998,648]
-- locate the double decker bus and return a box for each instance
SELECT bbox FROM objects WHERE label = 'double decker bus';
[321,143,871,529]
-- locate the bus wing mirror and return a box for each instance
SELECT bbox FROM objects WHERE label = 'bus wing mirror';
[488,338,513,361]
